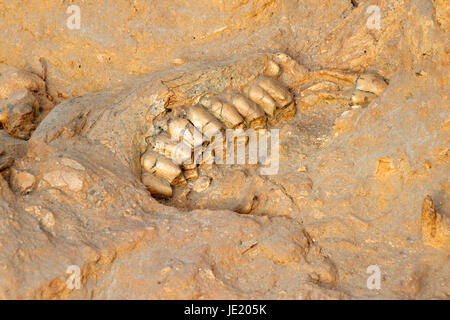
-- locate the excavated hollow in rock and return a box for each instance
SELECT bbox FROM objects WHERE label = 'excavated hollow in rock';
[1,52,344,299]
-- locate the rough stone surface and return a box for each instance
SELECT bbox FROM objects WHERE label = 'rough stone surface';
[0,0,448,300]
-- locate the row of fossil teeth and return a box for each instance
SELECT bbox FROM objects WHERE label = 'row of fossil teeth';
[140,75,294,199]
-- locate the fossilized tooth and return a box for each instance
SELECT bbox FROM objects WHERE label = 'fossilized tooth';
[232,134,249,146]
[301,89,353,105]
[141,150,182,183]
[167,118,203,148]
[237,199,254,214]
[315,69,359,86]
[199,96,244,129]
[264,59,281,78]
[244,84,277,116]
[183,162,199,180]
[255,76,293,108]
[351,89,378,105]
[226,129,250,148]
[187,105,224,139]
[193,140,220,165]
[227,93,266,126]
[0,155,14,171]
[171,172,187,187]
[0,106,7,124]
[355,73,388,96]
[272,52,309,78]
[183,162,197,170]
[302,81,341,92]
[192,176,211,193]
[151,133,192,164]
[141,172,173,199]
[4,103,36,140]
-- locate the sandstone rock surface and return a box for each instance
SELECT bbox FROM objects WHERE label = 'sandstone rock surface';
[0,0,448,299]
